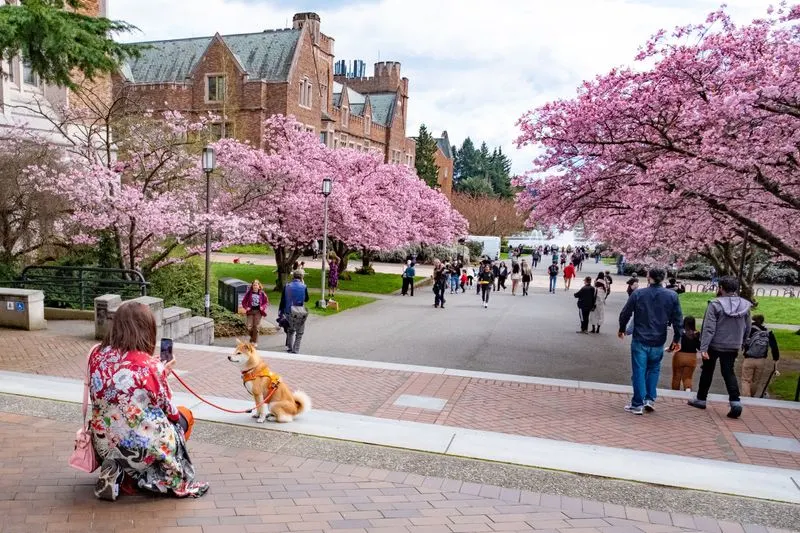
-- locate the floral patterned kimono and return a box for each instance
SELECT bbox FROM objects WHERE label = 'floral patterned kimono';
[88,346,208,498]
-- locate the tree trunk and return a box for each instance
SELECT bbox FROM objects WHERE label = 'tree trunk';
[330,239,352,275]
[360,248,373,273]
[273,246,302,292]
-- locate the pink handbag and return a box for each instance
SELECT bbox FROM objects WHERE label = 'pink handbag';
[69,345,100,473]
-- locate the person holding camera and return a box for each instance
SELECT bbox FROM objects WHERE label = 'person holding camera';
[241,279,268,347]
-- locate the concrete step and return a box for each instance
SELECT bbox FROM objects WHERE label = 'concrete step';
[174,316,214,345]
[162,306,192,340]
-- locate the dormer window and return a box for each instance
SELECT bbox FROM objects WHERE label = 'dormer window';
[299,77,312,108]
[206,74,226,103]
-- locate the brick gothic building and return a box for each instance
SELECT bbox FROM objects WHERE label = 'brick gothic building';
[433,131,454,197]
[114,12,417,167]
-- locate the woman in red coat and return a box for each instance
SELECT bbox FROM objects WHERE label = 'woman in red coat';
[241,280,268,346]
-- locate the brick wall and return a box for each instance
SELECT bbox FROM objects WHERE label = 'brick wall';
[434,148,454,197]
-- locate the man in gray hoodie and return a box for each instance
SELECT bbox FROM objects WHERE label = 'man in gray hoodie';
[688,276,752,418]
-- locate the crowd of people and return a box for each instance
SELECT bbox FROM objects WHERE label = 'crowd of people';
[418,244,782,420]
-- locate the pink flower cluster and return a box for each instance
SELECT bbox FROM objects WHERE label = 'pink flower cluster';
[514,4,800,265]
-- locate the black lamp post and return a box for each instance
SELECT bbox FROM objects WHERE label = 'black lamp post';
[201,146,216,318]
[317,177,332,308]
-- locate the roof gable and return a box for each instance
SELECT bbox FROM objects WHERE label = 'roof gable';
[367,92,397,127]
[435,131,453,159]
[123,29,302,83]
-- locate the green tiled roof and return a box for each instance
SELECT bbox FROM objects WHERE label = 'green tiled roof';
[122,29,301,83]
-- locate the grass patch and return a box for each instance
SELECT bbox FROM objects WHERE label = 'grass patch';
[601,257,616,265]
[211,262,421,295]
[219,244,273,255]
[773,329,800,359]
[768,370,799,401]
[679,293,800,325]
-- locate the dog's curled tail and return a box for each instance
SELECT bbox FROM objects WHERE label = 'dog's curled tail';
[293,390,312,415]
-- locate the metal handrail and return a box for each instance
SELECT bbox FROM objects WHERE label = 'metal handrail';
[0,265,148,310]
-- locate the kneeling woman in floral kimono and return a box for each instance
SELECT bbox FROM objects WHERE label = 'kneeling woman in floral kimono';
[89,302,209,501]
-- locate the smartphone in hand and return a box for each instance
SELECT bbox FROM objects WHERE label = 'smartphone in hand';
[160,338,174,364]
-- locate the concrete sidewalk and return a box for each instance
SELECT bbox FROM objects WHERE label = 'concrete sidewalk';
[3,405,798,533]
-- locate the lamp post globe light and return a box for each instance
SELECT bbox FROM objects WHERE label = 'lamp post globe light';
[317,177,332,309]
[202,146,216,318]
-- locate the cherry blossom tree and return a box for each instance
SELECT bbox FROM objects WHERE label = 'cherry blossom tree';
[215,115,326,289]
[515,4,800,296]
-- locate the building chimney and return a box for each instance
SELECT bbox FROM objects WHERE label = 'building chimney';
[292,12,321,43]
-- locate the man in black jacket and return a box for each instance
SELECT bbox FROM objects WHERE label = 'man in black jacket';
[574,276,595,334]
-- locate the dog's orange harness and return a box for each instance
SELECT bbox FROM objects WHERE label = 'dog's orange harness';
[241,364,281,402]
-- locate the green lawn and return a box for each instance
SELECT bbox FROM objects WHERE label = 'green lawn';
[209,263,375,316]
[212,262,421,295]
[601,257,616,265]
[679,293,800,325]
[219,244,273,255]
[773,329,800,357]
[768,371,799,401]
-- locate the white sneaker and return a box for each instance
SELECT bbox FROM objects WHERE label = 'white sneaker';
[644,399,655,412]
[483,302,488,308]
[624,404,644,415]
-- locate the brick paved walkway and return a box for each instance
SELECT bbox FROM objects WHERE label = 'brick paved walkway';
[1,329,799,472]
[1,411,788,533]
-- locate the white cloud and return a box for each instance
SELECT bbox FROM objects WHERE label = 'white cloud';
[110,0,769,173]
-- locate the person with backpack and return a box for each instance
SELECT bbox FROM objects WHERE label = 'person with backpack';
[401,260,415,296]
[688,276,751,418]
[574,277,596,334]
[741,314,781,397]
[547,260,559,293]
[532,250,541,268]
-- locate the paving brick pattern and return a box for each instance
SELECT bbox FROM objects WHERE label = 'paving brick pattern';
[1,329,799,471]
[1,411,791,533]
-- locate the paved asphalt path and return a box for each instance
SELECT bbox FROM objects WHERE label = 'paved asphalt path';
[247,260,727,392]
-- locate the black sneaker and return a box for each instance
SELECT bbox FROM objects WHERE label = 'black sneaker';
[727,401,743,419]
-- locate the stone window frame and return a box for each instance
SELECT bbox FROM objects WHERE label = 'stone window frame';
[364,114,371,135]
[205,73,226,103]
[299,77,312,108]
[341,105,349,127]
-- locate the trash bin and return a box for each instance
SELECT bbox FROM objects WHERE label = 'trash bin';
[218,277,249,313]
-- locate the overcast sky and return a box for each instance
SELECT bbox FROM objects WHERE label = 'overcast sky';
[110,0,769,174]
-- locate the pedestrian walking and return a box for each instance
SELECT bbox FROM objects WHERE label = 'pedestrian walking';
[328,256,339,298]
[520,259,532,296]
[563,262,576,290]
[559,252,567,267]
[460,269,468,293]
[311,239,319,260]
[617,268,683,415]
[589,277,607,333]
[532,250,541,268]
[468,267,475,287]
[740,314,780,398]
[547,261,559,293]
[432,259,447,309]
[498,262,508,291]
[492,261,501,291]
[626,272,639,297]
[671,316,700,392]
[448,263,459,294]
[510,262,521,295]
[241,280,268,347]
[688,276,751,418]
[401,260,415,296]
[574,276,595,334]
[280,270,310,354]
[477,264,494,308]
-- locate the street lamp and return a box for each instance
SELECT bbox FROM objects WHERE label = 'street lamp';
[492,215,497,236]
[202,146,216,318]
[317,177,333,309]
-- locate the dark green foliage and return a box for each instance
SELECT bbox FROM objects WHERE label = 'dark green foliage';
[464,240,484,261]
[0,0,140,88]
[452,137,514,198]
[414,124,440,189]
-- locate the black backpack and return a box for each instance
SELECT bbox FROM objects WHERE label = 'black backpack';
[548,264,558,276]
[745,328,770,358]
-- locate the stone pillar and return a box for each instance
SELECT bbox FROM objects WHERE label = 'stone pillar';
[0,289,46,330]
[94,294,121,340]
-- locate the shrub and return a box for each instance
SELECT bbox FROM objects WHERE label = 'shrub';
[0,262,19,281]
[465,240,484,261]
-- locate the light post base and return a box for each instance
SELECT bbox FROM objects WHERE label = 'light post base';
[315,299,328,309]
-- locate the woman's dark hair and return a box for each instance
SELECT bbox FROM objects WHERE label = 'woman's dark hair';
[753,314,765,326]
[102,302,157,355]
[597,272,605,280]
[683,316,698,338]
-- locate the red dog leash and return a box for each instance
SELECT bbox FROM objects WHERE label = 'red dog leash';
[169,370,277,414]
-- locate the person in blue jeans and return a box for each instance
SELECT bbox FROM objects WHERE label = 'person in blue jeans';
[547,261,559,293]
[617,267,683,415]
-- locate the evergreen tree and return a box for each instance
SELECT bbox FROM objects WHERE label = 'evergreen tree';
[414,124,440,189]
[0,0,139,88]
[453,137,478,182]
